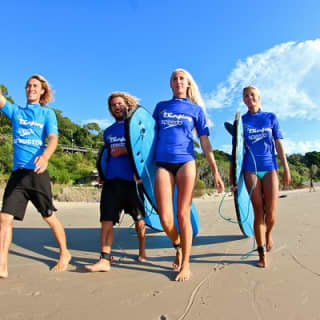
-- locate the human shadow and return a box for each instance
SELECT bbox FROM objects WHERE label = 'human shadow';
[11,227,253,277]
[190,250,258,267]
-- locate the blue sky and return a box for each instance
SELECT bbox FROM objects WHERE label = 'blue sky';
[1,0,320,154]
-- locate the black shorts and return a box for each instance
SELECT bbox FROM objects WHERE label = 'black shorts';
[100,179,145,224]
[1,169,57,221]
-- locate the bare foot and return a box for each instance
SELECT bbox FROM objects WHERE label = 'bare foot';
[175,265,191,282]
[257,247,267,268]
[85,259,111,272]
[138,254,147,263]
[0,268,8,279]
[172,248,182,271]
[257,257,267,268]
[266,233,274,252]
[51,251,71,272]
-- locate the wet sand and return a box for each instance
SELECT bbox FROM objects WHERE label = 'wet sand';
[0,189,319,320]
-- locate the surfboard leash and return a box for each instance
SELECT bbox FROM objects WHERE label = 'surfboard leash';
[217,144,258,259]
[134,181,158,219]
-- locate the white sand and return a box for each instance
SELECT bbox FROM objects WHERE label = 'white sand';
[0,188,319,320]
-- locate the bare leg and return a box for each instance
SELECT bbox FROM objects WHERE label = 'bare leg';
[244,172,267,268]
[174,161,196,281]
[262,171,279,252]
[85,221,113,272]
[44,214,71,272]
[0,213,14,278]
[155,168,181,270]
[135,220,147,262]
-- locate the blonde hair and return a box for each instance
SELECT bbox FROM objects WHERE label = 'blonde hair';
[25,74,54,106]
[243,85,261,98]
[107,91,140,118]
[170,68,205,107]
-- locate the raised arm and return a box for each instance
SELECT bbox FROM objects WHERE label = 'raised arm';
[199,135,224,193]
[275,139,291,187]
[34,133,58,174]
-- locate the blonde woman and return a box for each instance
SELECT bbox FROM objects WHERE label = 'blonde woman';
[153,69,224,281]
[242,86,291,268]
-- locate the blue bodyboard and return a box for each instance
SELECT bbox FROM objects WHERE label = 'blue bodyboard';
[96,144,163,231]
[125,106,200,237]
[225,112,254,237]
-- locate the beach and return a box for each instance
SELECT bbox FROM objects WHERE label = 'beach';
[0,188,319,320]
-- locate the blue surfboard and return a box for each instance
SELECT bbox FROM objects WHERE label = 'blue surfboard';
[125,106,200,237]
[96,144,163,231]
[225,112,254,237]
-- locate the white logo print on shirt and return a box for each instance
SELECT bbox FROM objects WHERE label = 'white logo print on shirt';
[17,128,34,137]
[161,111,192,129]
[108,135,126,148]
[247,127,272,144]
[18,118,44,128]
[14,118,43,147]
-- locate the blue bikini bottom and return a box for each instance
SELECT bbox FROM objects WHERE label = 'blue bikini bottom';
[255,171,269,179]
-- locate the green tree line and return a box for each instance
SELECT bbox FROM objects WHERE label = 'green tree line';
[0,84,319,191]
[0,84,103,184]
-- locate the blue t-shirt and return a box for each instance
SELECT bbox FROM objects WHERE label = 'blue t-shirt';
[1,100,58,171]
[153,97,209,163]
[103,121,133,181]
[242,110,283,172]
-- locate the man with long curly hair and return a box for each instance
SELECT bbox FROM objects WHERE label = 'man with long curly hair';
[0,75,71,279]
[85,91,146,273]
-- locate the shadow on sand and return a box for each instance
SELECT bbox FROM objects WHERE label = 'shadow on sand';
[10,226,254,278]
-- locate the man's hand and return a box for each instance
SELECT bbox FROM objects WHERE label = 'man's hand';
[34,154,49,174]
[33,133,58,174]
[133,173,142,184]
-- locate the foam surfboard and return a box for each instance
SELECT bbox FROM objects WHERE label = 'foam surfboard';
[224,112,254,237]
[96,145,163,231]
[125,106,200,237]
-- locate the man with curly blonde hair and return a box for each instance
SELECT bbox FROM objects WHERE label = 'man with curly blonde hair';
[85,91,146,272]
[0,75,71,279]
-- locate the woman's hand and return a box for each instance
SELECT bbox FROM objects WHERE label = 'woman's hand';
[282,167,291,187]
[214,172,225,193]
[275,139,291,187]
[230,185,238,192]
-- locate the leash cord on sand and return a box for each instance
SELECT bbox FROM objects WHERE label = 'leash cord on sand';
[218,147,258,259]
[177,247,229,320]
[177,273,212,320]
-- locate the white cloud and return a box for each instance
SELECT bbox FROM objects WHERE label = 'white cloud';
[205,39,320,121]
[283,139,320,155]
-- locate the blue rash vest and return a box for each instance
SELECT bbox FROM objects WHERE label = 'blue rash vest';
[1,100,58,171]
[242,110,283,172]
[103,120,134,181]
[153,97,209,163]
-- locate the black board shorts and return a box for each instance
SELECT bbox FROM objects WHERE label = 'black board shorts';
[1,169,57,221]
[100,179,145,224]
